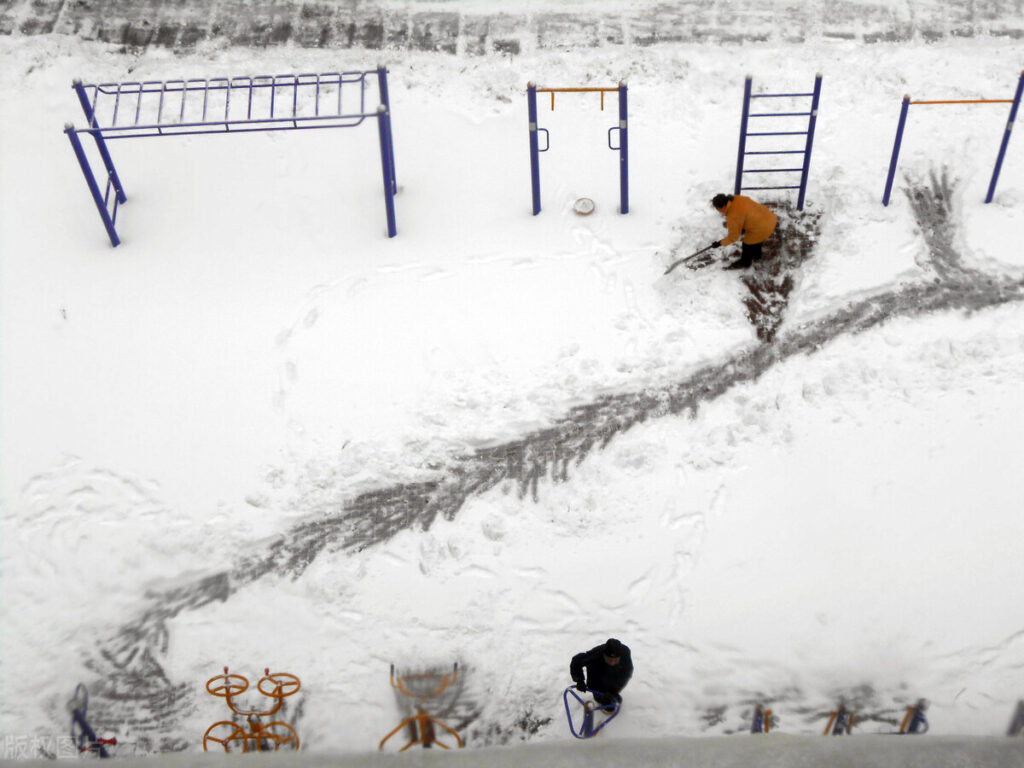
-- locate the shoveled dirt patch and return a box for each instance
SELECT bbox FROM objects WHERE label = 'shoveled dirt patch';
[739,203,823,343]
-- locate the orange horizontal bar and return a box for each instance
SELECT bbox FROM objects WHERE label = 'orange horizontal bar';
[911,99,1013,104]
[537,86,618,111]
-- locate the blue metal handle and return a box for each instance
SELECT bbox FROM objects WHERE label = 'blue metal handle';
[563,685,621,739]
[537,127,550,152]
[607,126,620,150]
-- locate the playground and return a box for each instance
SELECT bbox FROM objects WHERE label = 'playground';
[1,0,1024,760]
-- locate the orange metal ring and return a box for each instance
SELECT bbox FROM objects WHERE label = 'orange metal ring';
[258,672,302,698]
[262,721,300,751]
[202,721,248,753]
[206,673,249,698]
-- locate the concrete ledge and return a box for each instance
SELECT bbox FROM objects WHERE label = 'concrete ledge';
[11,735,1024,768]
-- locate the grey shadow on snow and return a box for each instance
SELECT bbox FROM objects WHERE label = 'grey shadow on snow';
[382,664,479,750]
[82,170,1024,750]
[799,683,907,732]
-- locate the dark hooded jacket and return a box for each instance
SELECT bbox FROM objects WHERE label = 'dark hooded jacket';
[570,642,633,696]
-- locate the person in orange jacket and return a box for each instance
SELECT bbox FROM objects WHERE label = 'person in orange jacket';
[709,193,778,270]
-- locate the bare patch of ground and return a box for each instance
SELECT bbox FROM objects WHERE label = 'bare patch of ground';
[740,204,823,343]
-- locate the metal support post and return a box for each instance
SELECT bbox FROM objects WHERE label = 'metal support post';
[376,106,397,237]
[618,81,629,214]
[527,83,542,215]
[985,69,1024,203]
[883,96,911,206]
[735,76,752,195]
[65,124,120,247]
[72,79,126,204]
[377,64,397,193]
[797,74,823,211]
[1008,700,1024,737]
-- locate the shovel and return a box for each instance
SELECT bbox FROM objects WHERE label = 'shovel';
[663,243,717,275]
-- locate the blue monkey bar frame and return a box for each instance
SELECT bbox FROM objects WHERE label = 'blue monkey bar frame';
[735,74,822,211]
[65,67,398,247]
[882,70,1024,206]
[527,81,629,216]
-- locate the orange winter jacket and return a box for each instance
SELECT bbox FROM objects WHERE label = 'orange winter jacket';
[720,195,778,246]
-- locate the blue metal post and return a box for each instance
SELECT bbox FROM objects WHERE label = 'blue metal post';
[377,64,397,193]
[65,124,120,247]
[72,79,126,203]
[985,69,1024,204]
[797,73,823,211]
[908,707,929,734]
[527,83,542,215]
[376,106,397,237]
[1008,700,1024,736]
[751,706,765,734]
[883,95,911,206]
[581,708,595,738]
[618,81,629,214]
[832,708,851,735]
[735,76,752,194]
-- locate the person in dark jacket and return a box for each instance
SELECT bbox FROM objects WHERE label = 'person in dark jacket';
[570,638,633,706]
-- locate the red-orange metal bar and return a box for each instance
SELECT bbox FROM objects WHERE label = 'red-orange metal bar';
[823,711,837,735]
[899,706,914,734]
[534,86,619,110]
[382,664,464,751]
[378,711,464,751]
[910,99,1013,104]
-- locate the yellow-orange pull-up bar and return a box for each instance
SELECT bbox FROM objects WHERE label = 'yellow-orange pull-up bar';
[883,69,1024,206]
[534,86,620,110]
[910,98,1013,105]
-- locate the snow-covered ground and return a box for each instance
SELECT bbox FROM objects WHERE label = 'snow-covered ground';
[2,1,1024,762]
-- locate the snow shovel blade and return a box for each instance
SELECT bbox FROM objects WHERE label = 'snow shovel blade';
[664,245,716,275]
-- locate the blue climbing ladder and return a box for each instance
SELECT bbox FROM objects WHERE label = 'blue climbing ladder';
[734,74,823,211]
[65,67,398,247]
